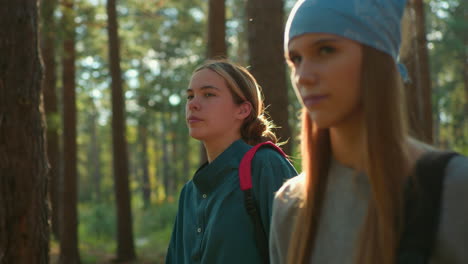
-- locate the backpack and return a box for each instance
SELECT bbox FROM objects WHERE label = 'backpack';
[239,141,287,264]
[398,151,459,263]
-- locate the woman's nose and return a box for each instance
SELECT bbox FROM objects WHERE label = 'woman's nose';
[187,97,200,111]
[296,61,318,87]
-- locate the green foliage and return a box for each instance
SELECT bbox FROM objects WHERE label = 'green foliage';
[133,202,178,261]
[77,201,177,262]
[427,0,468,154]
[135,202,178,233]
[79,203,116,242]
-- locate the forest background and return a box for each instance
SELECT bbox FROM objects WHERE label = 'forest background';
[1,0,467,263]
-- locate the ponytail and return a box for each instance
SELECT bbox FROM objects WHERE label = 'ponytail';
[241,114,277,145]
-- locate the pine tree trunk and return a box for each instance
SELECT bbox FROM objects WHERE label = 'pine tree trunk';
[207,0,226,59]
[59,0,80,263]
[106,0,136,261]
[462,2,468,122]
[153,113,161,195]
[233,0,249,65]
[246,0,292,154]
[161,113,171,200]
[413,0,433,143]
[0,1,49,263]
[138,123,151,208]
[88,103,101,202]
[41,0,61,241]
[400,0,433,143]
[464,48,468,122]
[170,107,183,194]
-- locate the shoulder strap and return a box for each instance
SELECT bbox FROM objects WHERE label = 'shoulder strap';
[239,141,286,190]
[239,141,286,264]
[398,151,459,264]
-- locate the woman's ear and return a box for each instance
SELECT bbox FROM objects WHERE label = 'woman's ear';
[236,101,252,120]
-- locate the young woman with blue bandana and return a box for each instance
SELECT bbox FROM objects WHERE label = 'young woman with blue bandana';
[269,1,468,264]
[165,60,297,264]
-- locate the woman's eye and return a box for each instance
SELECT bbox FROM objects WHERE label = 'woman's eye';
[319,46,335,55]
[289,55,302,66]
[204,93,215,97]
[187,95,194,100]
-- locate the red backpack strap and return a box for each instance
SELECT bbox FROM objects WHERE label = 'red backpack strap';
[239,141,286,191]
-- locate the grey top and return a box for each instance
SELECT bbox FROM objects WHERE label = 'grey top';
[270,155,468,264]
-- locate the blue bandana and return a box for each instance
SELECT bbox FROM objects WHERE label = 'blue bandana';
[285,0,408,80]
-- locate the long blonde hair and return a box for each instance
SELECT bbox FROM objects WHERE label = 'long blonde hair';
[194,60,277,145]
[287,46,411,264]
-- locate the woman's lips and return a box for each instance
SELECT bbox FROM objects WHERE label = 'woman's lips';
[302,94,329,107]
[187,116,203,123]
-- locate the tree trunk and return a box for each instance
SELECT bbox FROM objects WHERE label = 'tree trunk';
[153,113,161,195]
[207,0,227,59]
[138,122,151,208]
[232,0,249,65]
[40,0,61,241]
[106,0,136,261]
[400,0,433,143]
[161,113,172,200]
[464,44,468,123]
[462,1,468,123]
[182,131,191,181]
[246,0,292,154]
[88,102,101,202]
[170,107,183,192]
[59,1,80,263]
[0,1,49,263]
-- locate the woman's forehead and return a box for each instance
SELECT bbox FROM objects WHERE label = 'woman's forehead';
[188,69,227,90]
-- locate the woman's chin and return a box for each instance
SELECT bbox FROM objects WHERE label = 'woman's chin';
[308,112,332,129]
[188,131,206,141]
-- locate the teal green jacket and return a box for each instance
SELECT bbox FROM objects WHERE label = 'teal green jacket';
[165,139,297,264]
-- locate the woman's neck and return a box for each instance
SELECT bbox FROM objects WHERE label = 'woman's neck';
[203,133,242,163]
[329,111,365,171]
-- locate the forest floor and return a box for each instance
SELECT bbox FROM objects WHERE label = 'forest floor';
[49,241,165,264]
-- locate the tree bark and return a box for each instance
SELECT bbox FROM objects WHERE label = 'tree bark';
[464,42,468,122]
[106,0,136,261]
[461,1,468,122]
[161,113,171,200]
[0,0,49,263]
[41,0,61,241]
[246,0,292,154]
[207,0,227,59]
[59,0,80,263]
[138,122,151,208]
[400,0,433,143]
[88,101,101,202]
[233,0,249,65]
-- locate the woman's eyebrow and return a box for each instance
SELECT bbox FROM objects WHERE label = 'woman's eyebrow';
[186,85,220,93]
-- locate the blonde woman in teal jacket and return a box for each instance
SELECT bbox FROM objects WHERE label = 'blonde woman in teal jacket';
[166,60,297,264]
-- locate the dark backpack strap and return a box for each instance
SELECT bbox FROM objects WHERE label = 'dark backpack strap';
[398,151,459,264]
[239,141,286,264]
